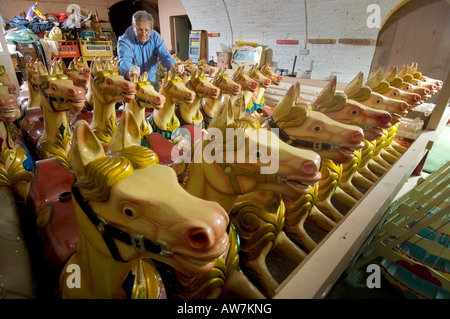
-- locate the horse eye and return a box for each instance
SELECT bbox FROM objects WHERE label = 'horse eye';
[393,92,398,96]
[376,99,381,104]
[314,125,321,131]
[124,208,134,217]
[351,109,358,115]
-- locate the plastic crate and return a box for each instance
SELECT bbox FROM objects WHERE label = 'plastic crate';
[79,40,113,58]
[52,40,80,58]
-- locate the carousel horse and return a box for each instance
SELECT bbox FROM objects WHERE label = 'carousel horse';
[88,57,137,144]
[176,68,220,129]
[197,58,216,76]
[383,66,431,102]
[231,65,259,112]
[259,82,365,238]
[395,65,434,100]
[409,62,443,91]
[63,57,90,93]
[125,72,165,137]
[165,96,322,299]
[59,110,230,299]
[344,72,410,183]
[19,59,42,111]
[260,63,283,86]
[0,89,34,200]
[148,71,195,139]
[32,60,86,171]
[311,76,393,211]
[0,65,17,96]
[201,68,242,127]
[366,68,422,108]
[247,64,272,113]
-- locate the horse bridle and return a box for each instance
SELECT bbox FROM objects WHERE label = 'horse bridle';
[72,186,171,263]
[265,115,340,151]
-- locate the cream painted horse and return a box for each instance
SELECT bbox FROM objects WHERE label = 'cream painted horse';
[60,110,230,299]
[201,68,242,126]
[148,71,195,139]
[0,90,34,200]
[167,95,322,299]
[125,72,165,137]
[177,69,220,129]
[89,57,137,144]
[247,64,272,113]
[232,65,259,112]
[34,60,86,171]
[312,76,393,211]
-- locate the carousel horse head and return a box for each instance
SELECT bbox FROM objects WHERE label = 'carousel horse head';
[37,60,86,113]
[69,110,230,276]
[0,87,22,124]
[193,95,322,203]
[212,68,242,96]
[0,65,17,95]
[395,65,432,100]
[131,72,166,110]
[248,64,272,89]
[265,81,365,164]
[366,68,422,107]
[188,69,220,99]
[160,70,196,103]
[232,65,259,93]
[65,57,90,91]
[197,58,216,76]
[90,56,137,104]
[345,72,410,124]
[314,75,392,141]
[260,63,283,86]
[409,62,443,91]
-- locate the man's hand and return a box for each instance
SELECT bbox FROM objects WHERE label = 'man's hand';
[129,65,140,76]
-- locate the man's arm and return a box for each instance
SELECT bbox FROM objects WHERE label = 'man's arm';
[117,40,137,78]
[153,34,176,69]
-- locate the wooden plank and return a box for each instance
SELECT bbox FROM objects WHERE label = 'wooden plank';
[338,38,376,46]
[307,38,336,44]
[276,40,299,45]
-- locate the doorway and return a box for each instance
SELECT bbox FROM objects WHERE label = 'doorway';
[171,15,191,61]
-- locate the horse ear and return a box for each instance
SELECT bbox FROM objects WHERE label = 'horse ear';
[37,61,48,76]
[209,94,234,131]
[315,75,337,109]
[344,72,364,97]
[141,71,148,82]
[108,109,141,153]
[272,83,295,121]
[70,120,105,179]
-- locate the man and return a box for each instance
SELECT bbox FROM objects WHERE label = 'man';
[117,10,175,89]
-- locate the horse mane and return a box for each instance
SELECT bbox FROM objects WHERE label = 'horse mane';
[74,145,159,202]
[275,103,309,129]
[313,92,347,113]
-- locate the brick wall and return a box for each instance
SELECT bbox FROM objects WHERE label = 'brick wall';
[180,0,405,82]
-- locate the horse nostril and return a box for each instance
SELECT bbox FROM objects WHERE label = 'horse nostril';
[185,228,211,250]
[414,94,421,101]
[301,160,319,175]
[401,103,409,110]
[424,88,430,94]
[382,112,392,123]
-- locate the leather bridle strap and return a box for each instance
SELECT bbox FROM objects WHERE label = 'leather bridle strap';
[39,86,67,112]
[217,162,287,194]
[266,116,340,151]
[72,186,165,262]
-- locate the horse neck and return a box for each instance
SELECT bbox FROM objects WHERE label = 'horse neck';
[152,97,179,131]
[201,96,221,119]
[252,86,265,104]
[27,81,41,108]
[91,92,117,131]
[125,101,151,136]
[242,90,254,107]
[183,148,237,212]
[178,95,201,123]
[40,101,70,143]
[66,204,137,298]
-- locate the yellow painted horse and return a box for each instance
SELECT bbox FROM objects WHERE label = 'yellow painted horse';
[60,110,230,298]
